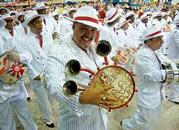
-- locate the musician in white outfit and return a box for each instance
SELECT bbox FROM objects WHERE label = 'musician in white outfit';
[0,19,37,130]
[46,6,118,130]
[98,8,123,58]
[21,11,55,128]
[121,26,167,130]
[166,18,179,104]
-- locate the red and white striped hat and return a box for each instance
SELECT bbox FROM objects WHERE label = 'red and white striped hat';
[1,14,13,21]
[73,6,101,29]
[140,14,148,20]
[22,11,40,27]
[139,26,164,42]
[105,8,122,23]
[35,3,49,11]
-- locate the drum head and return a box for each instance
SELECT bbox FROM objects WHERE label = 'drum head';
[94,65,135,110]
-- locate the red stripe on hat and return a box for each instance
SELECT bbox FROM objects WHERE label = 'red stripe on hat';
[108,10,118,21]
[3,17,13,20]
[146,31,162,38]
[142,16,148,20]
[74,16,98,24]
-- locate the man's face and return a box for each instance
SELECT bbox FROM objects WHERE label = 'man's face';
[121,22,129,31]
[18,15,25,23]
[127,15,135,24]
[37,9,47,15]
[28,17,43,34]
[69,10,76,19]
[0,9,8,15]
[142,18,148,23]
[72,22,97,50]
[147,36,163,51]
[54,15,59,21]
[156,16,162,21]
[5,19,14,30]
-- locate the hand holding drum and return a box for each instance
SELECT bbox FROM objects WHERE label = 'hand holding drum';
[6,51,20,62]
[79,78,118,107]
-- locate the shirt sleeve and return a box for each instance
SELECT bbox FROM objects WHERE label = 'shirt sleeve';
[135,54,166,82]
[46,45,86,116]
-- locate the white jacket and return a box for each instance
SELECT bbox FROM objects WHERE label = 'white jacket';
[167,28,179,62]
[46,36,107,130]
[134,45,166,109]
[0,36,32,103]
[21,31,53,79]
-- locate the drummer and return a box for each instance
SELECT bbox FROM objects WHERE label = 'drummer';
[46,6,118,130]
[0,19,37,130]
[121,26,167,130]
[166,17,179,104]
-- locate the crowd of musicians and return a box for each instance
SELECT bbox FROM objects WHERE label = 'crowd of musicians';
[0,1,179,130]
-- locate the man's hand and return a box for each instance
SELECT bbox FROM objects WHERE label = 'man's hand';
[79,78,118,107]
[6,52,20,62]
[52,32,57,40]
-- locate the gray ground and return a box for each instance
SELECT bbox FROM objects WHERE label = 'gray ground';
[14,75,179,130]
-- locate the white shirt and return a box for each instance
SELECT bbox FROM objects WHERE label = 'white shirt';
[46,36,107,130]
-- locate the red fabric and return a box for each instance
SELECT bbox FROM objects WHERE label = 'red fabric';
[74,17,98,24]
[98,10,106,19]
[9,29,14,37]
[36,35,43,48]
[43,19,46,25]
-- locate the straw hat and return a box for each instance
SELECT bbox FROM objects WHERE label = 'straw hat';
[1,14,13,21]
[105,8,122,23]
[118,17,129,28]
[139,26,164,42]
[22,11,40,27]
[35,3,49,11]
[73,6,101,29]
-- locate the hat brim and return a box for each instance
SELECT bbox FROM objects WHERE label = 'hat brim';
[105,11,122,23]
[35,7,49,11]
[72,19,103,29]
[22,14,40,27]
[139,32,164,42]
[0,19,6,27]
[118,20,130,28]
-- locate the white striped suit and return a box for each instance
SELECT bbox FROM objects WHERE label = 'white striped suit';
[46,36,108,130]
[122,45,166,130]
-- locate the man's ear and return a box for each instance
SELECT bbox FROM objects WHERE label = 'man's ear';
[72,23,75,30]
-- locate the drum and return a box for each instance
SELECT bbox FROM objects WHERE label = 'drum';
[93,65,136,110]
[114,47,136,70]
[0,52,26,85]
[164,62,179,84]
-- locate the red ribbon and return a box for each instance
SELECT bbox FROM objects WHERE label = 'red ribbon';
[146,31,162,38]
[74,16,98,24]
[108,10,118,21]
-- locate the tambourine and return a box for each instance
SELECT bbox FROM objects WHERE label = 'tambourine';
[0,52,26,85]
[63,40,137,111]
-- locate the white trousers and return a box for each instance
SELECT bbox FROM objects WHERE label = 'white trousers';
[168,83,179,102]
[122,104,162,130]
[29,79,53,123]
[0,99,37,130]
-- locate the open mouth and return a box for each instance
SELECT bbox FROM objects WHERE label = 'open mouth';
[82,36,92,43]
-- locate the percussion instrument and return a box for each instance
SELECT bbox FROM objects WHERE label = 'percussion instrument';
[63,40,137,111]
[0,52,26,85]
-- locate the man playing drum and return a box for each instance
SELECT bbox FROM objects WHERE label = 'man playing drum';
[46,6,118,130]
[121,26,167,130]
[0,19,37,130]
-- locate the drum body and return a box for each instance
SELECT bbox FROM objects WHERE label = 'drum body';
[164,62,179,84]
[0,52,26,85]
[116,47,136,70]
[93,65,135,110]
